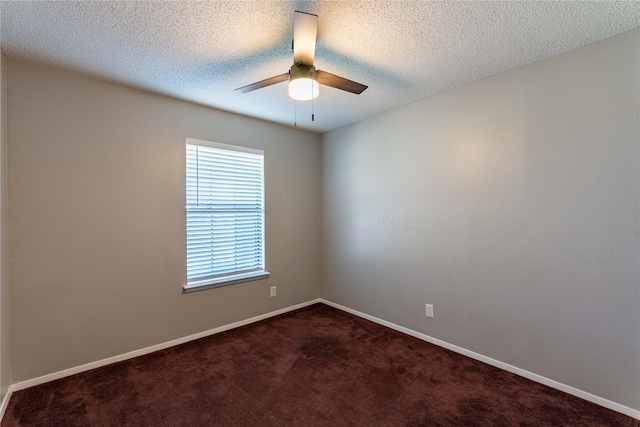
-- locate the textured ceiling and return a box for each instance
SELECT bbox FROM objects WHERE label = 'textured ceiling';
[2,1,640,133]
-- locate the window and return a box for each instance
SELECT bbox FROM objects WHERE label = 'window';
[184,138,269,292]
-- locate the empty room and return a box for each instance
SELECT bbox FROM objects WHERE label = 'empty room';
[0,1,638,426]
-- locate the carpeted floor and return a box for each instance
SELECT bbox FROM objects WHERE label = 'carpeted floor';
[2,303,637,426]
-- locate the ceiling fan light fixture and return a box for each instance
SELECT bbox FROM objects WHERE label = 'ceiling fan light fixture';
[288,63,319,101]
[235,12,367,102]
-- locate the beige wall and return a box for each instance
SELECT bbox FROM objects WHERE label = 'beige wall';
[322,29,640,410]
[0,52,9,401]
[7,60,321,382]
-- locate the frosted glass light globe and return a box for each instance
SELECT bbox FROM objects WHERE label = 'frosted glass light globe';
[288,78,319,101]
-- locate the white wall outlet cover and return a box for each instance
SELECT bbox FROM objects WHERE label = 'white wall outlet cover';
[425,304,434,318]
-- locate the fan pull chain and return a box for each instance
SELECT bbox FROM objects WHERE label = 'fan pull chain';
[294,100,297,128]
[311,79,315,122]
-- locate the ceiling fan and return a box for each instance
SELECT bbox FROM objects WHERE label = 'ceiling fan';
[235,11,368,101]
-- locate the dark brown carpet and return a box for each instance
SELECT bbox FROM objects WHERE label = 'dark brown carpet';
[2,303,637,426]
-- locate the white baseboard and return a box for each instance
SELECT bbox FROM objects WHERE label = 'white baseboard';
[0,386,14,421]
[11,299,322,393]
[319,298,640,420]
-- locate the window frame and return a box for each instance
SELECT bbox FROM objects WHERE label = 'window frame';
[183,138,269,293]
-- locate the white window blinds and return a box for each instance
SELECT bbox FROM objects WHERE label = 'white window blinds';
[185,140,267,290]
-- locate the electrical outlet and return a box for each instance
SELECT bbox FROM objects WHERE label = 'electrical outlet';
[425,304,434,318]
[270,286,277,298]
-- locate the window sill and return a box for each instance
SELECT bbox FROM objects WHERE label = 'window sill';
[183,271,270,294]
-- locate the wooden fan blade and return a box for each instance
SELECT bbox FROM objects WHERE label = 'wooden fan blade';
[235,73,289,93]
[293,11,317,66]
[316,70,368,94]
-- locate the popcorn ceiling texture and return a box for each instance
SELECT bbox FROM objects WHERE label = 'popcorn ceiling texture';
[2,1,639,133]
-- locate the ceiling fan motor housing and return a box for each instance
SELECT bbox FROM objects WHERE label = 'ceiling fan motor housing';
[290,63,317,80]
